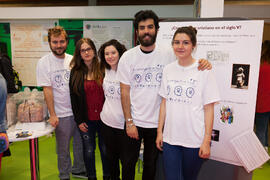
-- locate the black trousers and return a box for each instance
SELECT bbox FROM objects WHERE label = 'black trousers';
[101,121,124,180]
[121,126,159,180]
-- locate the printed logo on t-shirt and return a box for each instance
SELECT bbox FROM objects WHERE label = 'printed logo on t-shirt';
[156,73,162,82]
[174,86,182,96]
[145,73,152,82]
[104,79,120,100]
[64,71,70,81]
[186,87,195,98]
[108,86,115,94]
[167,78,197,104]
[51,69,70,88]
[132,64,164,89]
[134,74,142,83]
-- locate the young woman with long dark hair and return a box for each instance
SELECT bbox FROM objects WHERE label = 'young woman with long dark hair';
[69,38,110,180]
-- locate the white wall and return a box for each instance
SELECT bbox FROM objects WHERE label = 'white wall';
[200,0,224,17]
[0,5,193,20]
[224,4,270,22]
[0,4,269,21]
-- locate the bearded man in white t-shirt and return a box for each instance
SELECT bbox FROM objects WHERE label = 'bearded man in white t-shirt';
[117,10,211,180]
[36,26,86,180]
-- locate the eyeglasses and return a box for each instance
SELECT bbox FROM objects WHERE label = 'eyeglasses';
[81,47,92,54]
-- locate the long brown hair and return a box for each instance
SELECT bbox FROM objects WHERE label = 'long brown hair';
[70,38,104,96]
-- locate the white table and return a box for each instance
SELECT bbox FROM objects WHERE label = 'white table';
[7,123,54,180]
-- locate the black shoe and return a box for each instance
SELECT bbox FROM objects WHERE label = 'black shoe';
[60,179,70,180]
[72,171,88,179]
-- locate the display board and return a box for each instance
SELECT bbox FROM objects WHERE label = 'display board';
[156,20,264,166]
[83,20,133,51]
[10,20,58,86]
[0,19,133,86]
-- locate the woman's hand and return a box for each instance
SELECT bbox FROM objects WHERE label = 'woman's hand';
[79,123,88,132]
[156,132,163,151]
[126,123,139,140]
[198,59,212,70]
[199,141,211,159]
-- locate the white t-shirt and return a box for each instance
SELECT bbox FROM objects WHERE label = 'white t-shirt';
[117,44,176,128]
[36,53,73,118]
[159,60,220,148]
[100,69,125,129]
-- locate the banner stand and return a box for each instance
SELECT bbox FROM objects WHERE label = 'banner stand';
[154,19,264,180]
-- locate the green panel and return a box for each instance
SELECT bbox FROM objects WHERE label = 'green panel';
[59,19,84,55]
[0,23,12,59]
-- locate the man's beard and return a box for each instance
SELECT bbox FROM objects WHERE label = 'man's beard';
[138,32,157,47]
[50,46,67,57]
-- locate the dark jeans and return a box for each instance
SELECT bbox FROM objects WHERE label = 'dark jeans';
[121,126,158,180]
[255,112,270,147]
[101,122,124,180]
[163,142,203,180]
[80,120,110,178]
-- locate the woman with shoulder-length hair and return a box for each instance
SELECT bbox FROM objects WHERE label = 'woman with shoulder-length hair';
[98,39,128,180]
[69,38,110,180]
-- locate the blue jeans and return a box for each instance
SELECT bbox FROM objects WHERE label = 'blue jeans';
[80,120,110,178]
[255,112,270,147]
[163,142,203,180]
[0,74,7,133]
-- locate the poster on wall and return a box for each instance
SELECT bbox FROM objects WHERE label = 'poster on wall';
[10,20,58,86]
[83,20,133,51]
[156,20,264,166]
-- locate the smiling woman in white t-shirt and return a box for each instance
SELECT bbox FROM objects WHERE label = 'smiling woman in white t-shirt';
[156,26,220,180]
[98,39,128,180]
